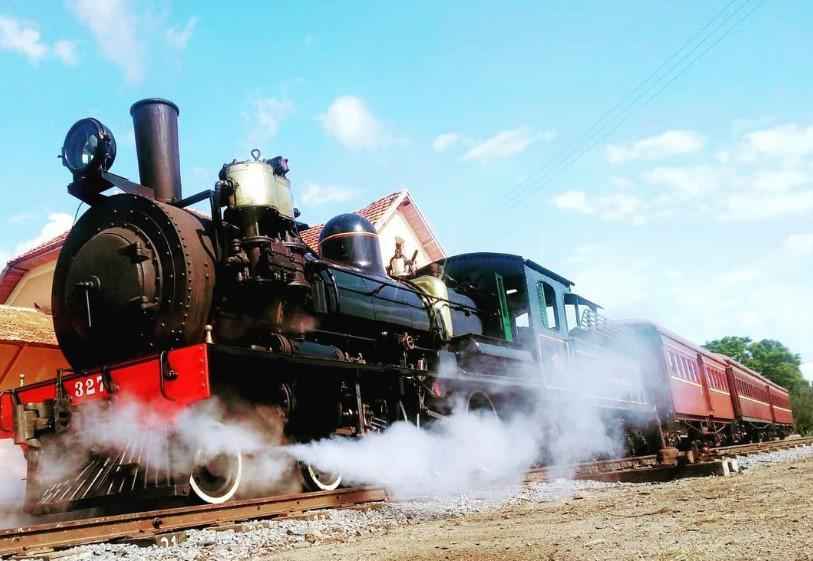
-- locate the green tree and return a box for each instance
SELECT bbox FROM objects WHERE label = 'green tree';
[704,337,812,434]
[704,336,753,364]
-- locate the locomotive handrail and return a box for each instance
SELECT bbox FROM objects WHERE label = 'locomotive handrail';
[158,351,178,402]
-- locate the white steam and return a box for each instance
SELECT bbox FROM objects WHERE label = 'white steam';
[0,439,28,528]
[31,397,298,501]
[286,330,654,497]
[289,411,539,498]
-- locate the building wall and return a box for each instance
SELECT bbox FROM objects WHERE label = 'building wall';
[0,343,68,391]
[6,261,55,309]
[378,211,433,272]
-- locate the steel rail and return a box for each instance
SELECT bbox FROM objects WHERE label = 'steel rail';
[715,436,813,456]
[0,487,386,557]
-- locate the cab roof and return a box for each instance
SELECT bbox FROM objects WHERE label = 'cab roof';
[439,252,574,287]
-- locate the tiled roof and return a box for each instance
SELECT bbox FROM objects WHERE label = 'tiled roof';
[0,305,58,346]
[299,225,322,252]
[299,190,404,253]
[356,191,403,224]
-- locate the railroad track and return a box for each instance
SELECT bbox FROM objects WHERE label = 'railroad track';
[2,438,812,558]
[715,436,813,456]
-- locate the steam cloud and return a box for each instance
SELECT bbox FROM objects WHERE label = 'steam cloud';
[287,332,652,497]
[0,440,29,528]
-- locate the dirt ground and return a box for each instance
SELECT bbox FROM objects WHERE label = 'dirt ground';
[258,457,813,561]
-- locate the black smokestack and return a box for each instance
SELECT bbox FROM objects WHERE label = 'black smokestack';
[130,98,182,203]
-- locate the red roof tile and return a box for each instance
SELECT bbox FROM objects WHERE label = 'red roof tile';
[356,191,403,224]
[299,225,322,252]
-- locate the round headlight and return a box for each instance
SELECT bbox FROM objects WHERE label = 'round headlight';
[61,118,116,176]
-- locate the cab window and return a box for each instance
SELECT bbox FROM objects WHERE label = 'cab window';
[536,281,559,331]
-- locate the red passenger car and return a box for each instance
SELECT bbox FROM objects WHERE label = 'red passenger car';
[628,322,738,448]
[767,380,794,427]
[725,359,793,438]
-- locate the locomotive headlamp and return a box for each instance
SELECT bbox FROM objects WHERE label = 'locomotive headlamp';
[61,118,116,177]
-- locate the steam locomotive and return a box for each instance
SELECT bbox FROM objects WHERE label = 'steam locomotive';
[0,99,791,514]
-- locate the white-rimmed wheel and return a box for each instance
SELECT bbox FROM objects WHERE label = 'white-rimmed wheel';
[189,450,243,504]
[466,391,499,418]
[301,463,342,492]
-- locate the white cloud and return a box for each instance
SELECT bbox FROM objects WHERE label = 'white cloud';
[740,124,813,161]
[253,97,294,140]
[14,213,73,255]
[552,191,590,213]
[165,17,197,50]
[751,169,809,193]
[555,121,813,224]
[784,233,813,257]
[432,132,461,153]
[722,189,813,222]
[53,39,79,65]
[67,0,143,83]
[642,165,724,198]
[0,16,78,66]
[607,130,705,164]
[463,127,544,161]
[300,183,356,206]
[566,245,812,365]
[321,96,387,150]
[552,190,645,225]
[0,15,47,61]
[643,125,813,221]
[597,193,645,224]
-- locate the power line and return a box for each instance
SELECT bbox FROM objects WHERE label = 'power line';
[505,0,764,207]
[505,0,743,203]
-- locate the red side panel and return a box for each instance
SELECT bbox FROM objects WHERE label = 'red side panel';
[729,365,773,423]
[74,344,212,414]
[0,345,211,440]
[768,385,794,425]
[660,336,709,418]
[698,354,735,421]
[0,392,13,439]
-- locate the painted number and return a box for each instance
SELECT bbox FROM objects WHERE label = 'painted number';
[73,375,106,398]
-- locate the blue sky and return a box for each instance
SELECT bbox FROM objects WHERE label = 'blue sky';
[0,1,811,376]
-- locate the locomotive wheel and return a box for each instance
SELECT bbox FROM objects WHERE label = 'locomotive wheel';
[189,450,243,504]
[466,391,499,418]
[301,463,342,492]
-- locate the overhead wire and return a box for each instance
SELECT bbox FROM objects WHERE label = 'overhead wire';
[505,0,743,203]
[504,0,764,207]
